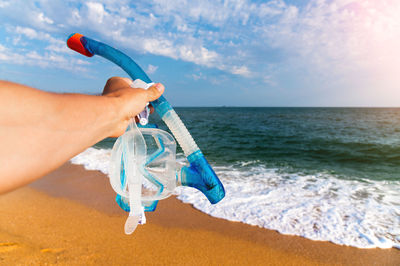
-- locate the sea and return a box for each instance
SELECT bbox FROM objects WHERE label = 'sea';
[71,107,400,249]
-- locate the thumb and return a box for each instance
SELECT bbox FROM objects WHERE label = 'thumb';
[146,83,164,102]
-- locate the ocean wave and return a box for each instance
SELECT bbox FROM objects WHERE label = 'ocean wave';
[71,148,400,249]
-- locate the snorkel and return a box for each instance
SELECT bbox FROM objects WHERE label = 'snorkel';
[67,33,225,233]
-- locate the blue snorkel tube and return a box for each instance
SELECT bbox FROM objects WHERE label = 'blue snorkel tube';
[67,33,225,205]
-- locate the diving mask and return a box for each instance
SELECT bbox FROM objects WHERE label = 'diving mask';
[109,79,183,234]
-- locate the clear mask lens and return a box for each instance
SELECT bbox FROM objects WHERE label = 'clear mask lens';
[140,128,177,201]
[109,126,179,206]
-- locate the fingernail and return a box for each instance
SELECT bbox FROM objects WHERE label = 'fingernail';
[154,83,163,92]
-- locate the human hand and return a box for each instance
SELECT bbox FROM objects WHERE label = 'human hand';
[102,77,164,137]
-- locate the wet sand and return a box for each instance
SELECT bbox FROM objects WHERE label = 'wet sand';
[0,163,399,265]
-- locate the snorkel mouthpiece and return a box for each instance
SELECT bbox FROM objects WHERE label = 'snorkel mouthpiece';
[67,33,225,231]
[182,151,225,204]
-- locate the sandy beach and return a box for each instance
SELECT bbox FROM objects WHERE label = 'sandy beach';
[0,163,399,265]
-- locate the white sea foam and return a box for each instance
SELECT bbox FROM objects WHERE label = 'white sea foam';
[71,148,400,249]
[70,148,111,174]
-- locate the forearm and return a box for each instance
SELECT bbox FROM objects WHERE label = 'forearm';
[0,81,120,193]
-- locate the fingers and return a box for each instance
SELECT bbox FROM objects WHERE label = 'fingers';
[120,77,133,86]
[103,77,132,95]
[103,77,164,104]
[146,83,164,102]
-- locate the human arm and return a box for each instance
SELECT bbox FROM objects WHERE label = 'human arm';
[0,77,164,194]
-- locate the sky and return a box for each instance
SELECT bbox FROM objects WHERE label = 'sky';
[0,0,399,107]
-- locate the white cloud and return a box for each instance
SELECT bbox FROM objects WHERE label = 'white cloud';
[0,0,260,77]
[0,0,10,8]
[178,45,218,68]
[192,73,202,81]
[146,64,158,74]
[38,12,54,25]
[263,75,277,87]
[0,40,89,72]
[12,26,69,54]
[86,2,106,24]
[261,1,400,83]
[231,66,250,77]
[258,0,286,16]
[141,38,176,59]
[45,43,69,53]
[14,26,58,43]
[1,0,400,97]
[14,27,38,39]
[0,43,23,62]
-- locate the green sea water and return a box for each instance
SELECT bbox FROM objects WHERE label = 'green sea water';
[97,107,400,182]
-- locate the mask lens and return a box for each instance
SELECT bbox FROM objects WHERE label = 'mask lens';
[139,128,177,201]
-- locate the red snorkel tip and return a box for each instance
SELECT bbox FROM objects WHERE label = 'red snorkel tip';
[67,33,94,57]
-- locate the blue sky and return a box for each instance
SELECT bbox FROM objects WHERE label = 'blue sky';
[0,0,399,106]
